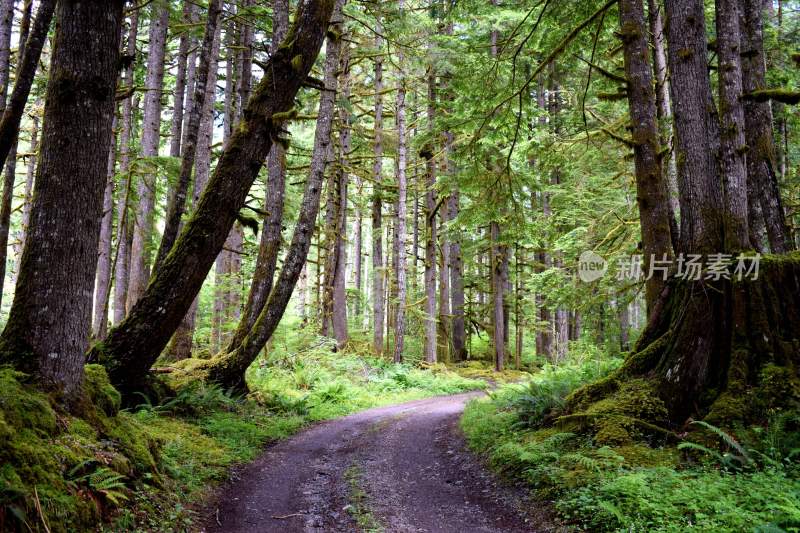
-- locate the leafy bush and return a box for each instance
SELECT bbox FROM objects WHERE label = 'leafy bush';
[462,358,800,533]
[558,467,800,532]
[507,359,622,429]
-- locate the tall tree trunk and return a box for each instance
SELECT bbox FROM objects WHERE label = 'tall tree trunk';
[203,0,344,390]
[332,46,352,348]
[320,160,336,336]
[438,181,451,362]
[666,0,722,255]
[167,8,222,360]
[0,0,56,309]
[715,0,750,250]
[489,0,506,371]
[449,189,466,361]
[0,0,124,403]
[619,0,674,312]
[112,10,139,325]
[371,26,385,355]
[491,221,505,371]
[646,0,679,251]
[393,1,408,364]
[741,0,793,253]
[128,4,170,311]
[422,67,437,364]
[352,178,363,320]
[93,119,117,339]
[225,0,288,352]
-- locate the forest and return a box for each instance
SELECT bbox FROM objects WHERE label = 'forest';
[0,0,799,530]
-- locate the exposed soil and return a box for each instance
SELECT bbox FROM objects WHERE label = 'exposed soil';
[201,392,558,533]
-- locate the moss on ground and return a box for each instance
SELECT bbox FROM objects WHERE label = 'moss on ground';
[1,334,488,531]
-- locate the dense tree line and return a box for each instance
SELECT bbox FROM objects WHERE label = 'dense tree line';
[0,0,796,427]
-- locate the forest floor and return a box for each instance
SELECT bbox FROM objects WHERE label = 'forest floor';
[201,392,555,533]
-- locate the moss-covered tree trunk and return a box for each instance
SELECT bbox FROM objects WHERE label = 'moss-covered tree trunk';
[204,0,345,391]
[619,0,673,311]
[741,0,794,253]
[92,0,336,396]
[0,0,124,403]
[562,0,799,435]
[227,0,289,353]
[566,256,800,439]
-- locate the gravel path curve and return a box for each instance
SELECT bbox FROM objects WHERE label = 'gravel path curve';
[202,392,552,533]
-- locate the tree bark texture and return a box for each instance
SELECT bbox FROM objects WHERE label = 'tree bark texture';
[740,0,793,253]
[715,0,750,250]
[619,0,673,311]
[0,0,124,402]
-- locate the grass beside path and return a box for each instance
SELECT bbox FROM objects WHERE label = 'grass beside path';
[0,319,490,532]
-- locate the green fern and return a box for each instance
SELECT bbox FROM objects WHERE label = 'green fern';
[69,465,129,506]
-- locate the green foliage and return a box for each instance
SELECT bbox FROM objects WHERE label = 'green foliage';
[247,333,484,422]
[558,467,800,532]
[461,359,800,531]
[506,359,622,429]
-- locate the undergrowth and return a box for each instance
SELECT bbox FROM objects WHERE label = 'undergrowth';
[461,357,800,532]
[1,318,485,531]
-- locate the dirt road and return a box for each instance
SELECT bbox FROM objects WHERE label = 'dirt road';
[202,392,548,532]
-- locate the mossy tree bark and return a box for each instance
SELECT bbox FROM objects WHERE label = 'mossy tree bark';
[715,0,750,251]
[92,0,337,396]
[619,0,674,312]
[0,0,124,403]
[561,0,798,434]
[204,0,346,390]
[565,256,800,438]
[227,0,289,353]
[741,0,794,253]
